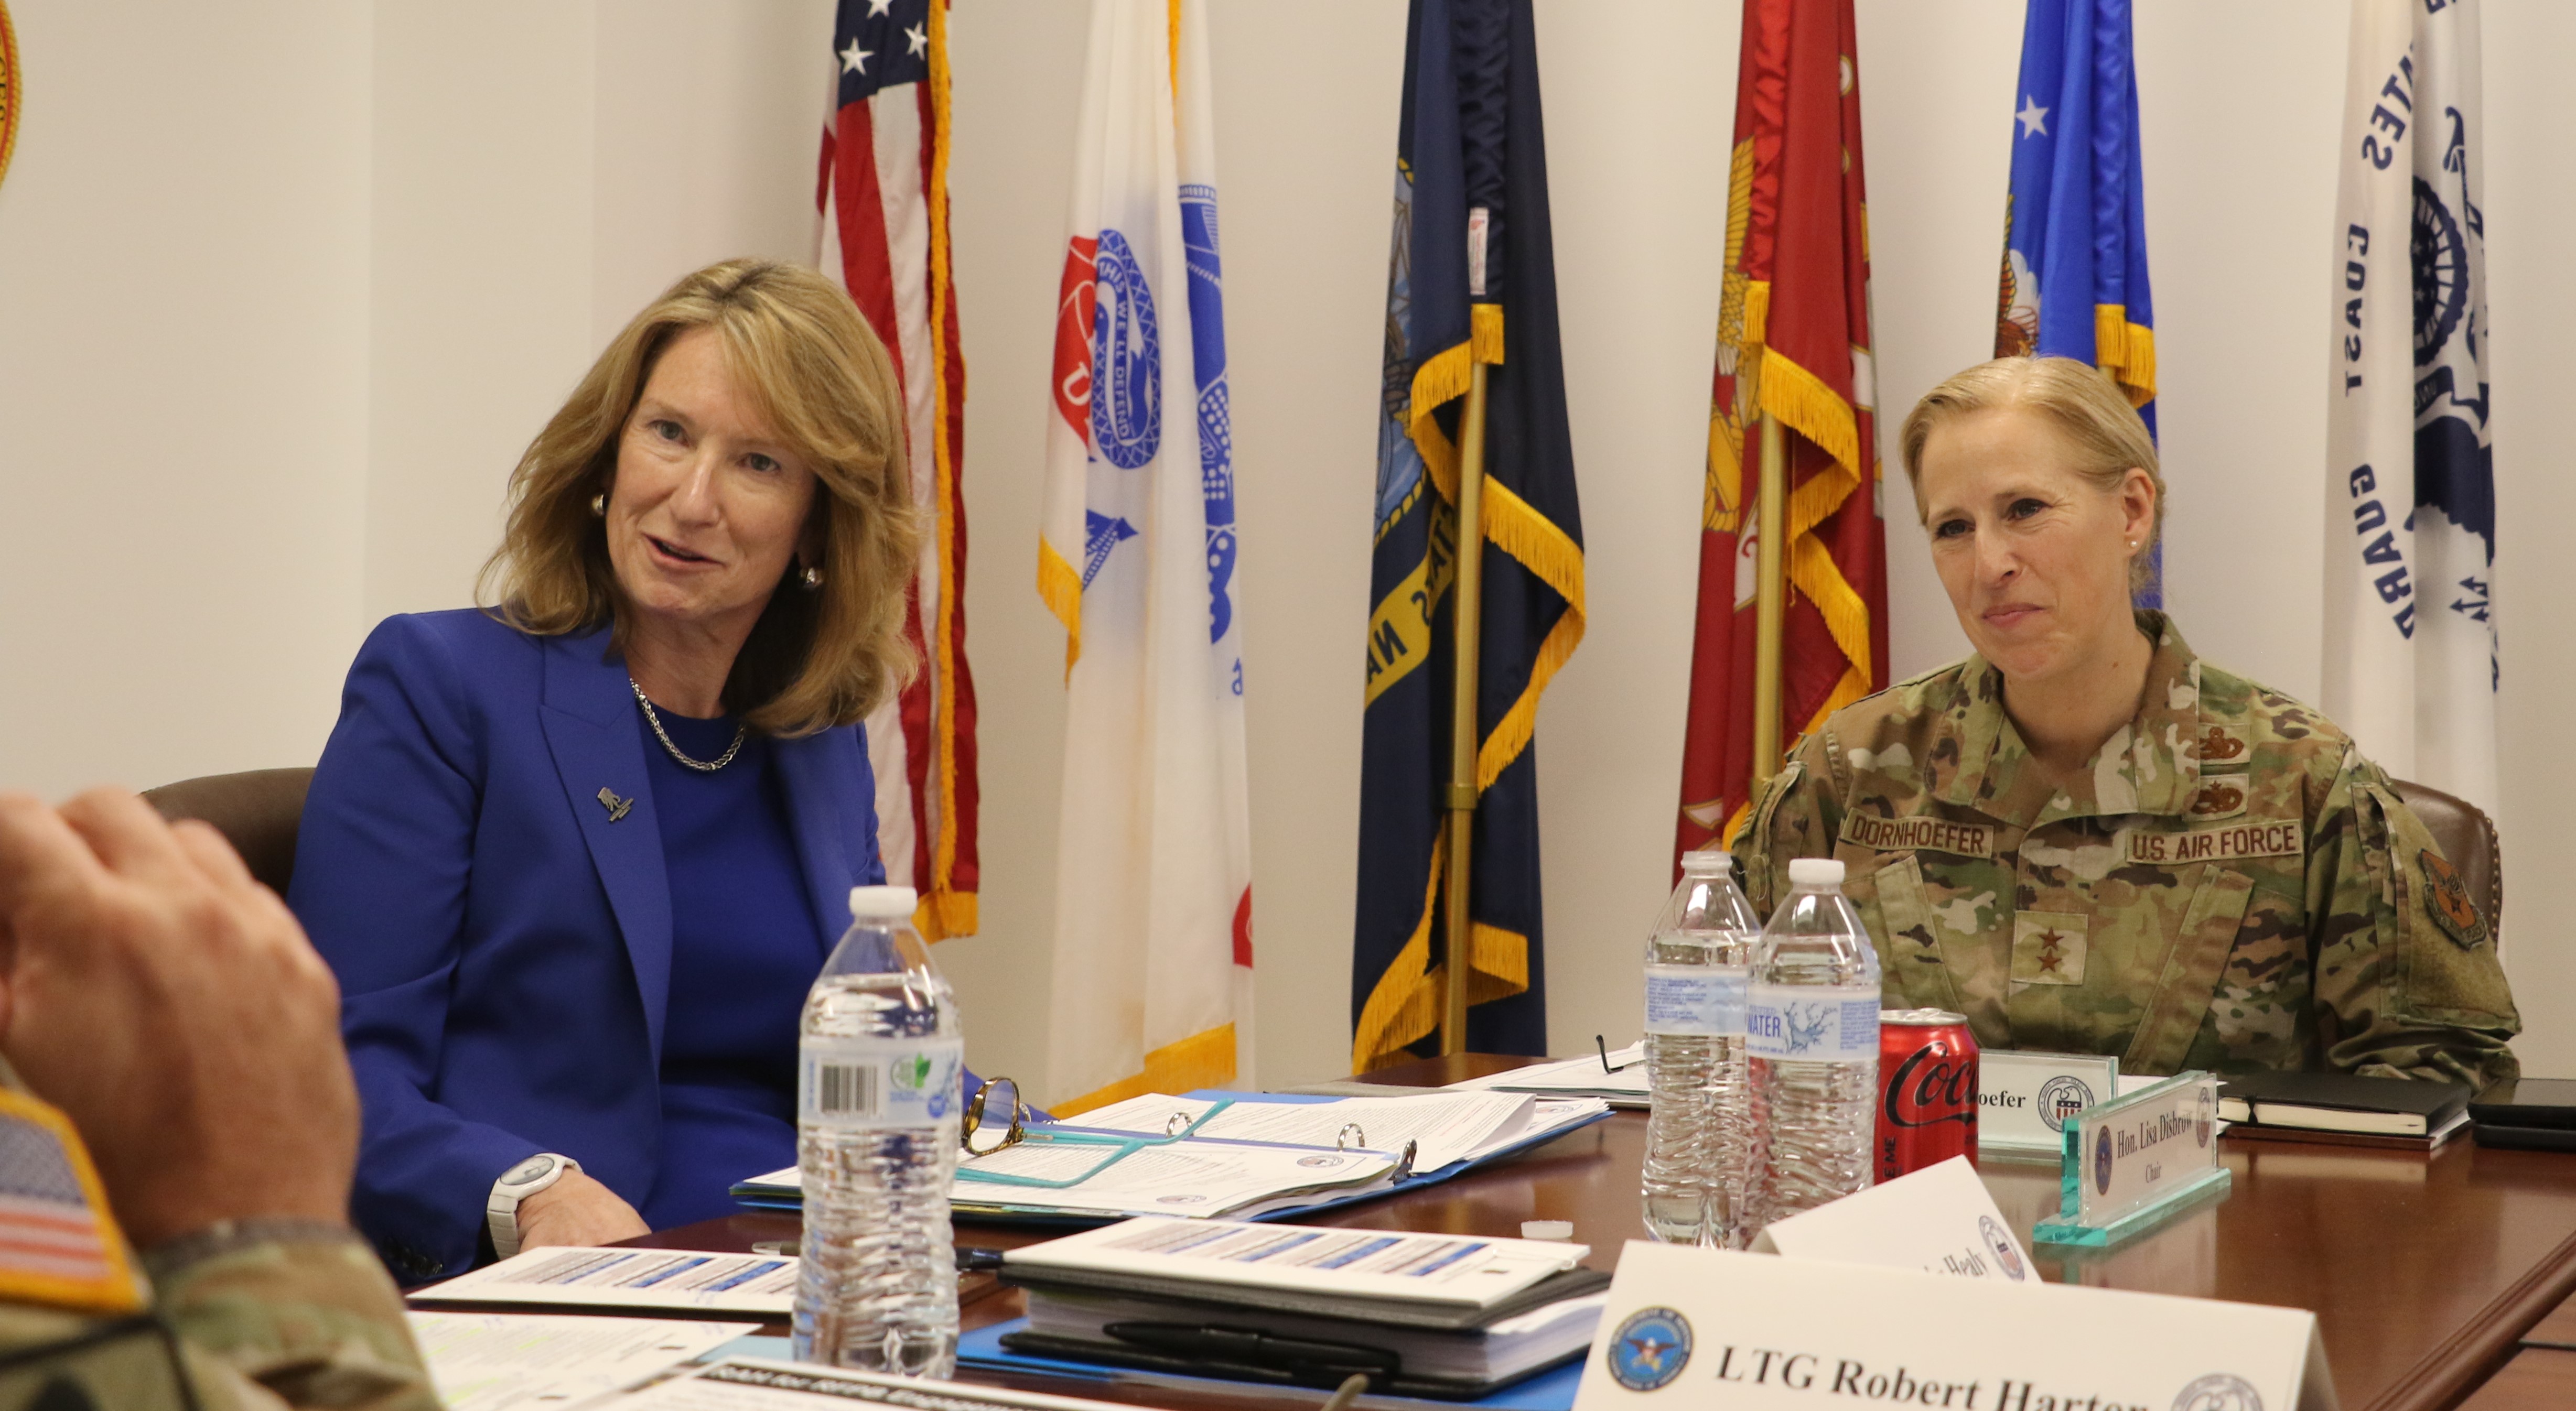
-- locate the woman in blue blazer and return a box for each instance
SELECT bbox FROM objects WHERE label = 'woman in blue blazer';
[292,259,920,1282]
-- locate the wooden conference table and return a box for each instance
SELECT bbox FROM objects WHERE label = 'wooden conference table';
[627,1054,2576,1411]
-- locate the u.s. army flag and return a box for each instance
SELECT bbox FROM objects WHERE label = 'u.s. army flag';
[1037,0,1254,1113]
[2323,0,2497,812]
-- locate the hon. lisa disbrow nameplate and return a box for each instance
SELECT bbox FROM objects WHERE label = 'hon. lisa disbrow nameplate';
[1573,1242,2335,1411]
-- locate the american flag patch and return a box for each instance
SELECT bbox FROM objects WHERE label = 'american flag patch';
[0,1088,142,1314]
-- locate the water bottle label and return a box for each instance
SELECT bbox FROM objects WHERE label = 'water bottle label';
[799,1036,965,1129]
[1643,967,1747,1036]
[1744,985,1880,1060]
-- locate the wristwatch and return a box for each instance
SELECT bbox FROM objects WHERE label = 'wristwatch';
[487,1153,581,1260]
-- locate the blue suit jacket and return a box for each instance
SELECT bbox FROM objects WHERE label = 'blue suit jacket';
[290,610,882,1281]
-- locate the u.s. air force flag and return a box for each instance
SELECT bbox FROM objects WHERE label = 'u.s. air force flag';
[2323,0,2497,812]
[1352,0,1583,1071]
[1996,0,2159,599]
[1037,0,1253,1113]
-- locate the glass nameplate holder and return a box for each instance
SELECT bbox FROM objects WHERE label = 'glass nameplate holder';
[2031,1070,2230,1247]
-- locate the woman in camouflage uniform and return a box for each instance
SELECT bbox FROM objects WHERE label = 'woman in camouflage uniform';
[1733,357,2518,1090]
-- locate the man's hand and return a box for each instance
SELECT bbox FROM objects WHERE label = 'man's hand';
[514,1169,649,1249]
[0,789,360,1249]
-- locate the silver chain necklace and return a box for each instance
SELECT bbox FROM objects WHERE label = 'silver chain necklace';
[630,678,747,772]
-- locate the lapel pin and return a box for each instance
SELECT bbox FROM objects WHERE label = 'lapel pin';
[596,787,633,823]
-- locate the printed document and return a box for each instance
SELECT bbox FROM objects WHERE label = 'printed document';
[412,1247,797,1315]
[1006,1215,1587,1308]
[408,1312,754,1411]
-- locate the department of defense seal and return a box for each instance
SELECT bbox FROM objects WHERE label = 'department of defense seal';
[1607,1307,1694,1392]
[1979,1214,2026,1281]
[2172,1372,2262,1411]
[2094,1124,2116,1196]
[2196,1087,2216,1149]
[2037,1074,2095,1134]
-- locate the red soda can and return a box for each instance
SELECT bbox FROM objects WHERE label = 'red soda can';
[1877,1008,1979,1181]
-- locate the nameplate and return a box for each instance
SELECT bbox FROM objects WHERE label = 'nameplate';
[2035,1072,2230,1248]
[1978,1051,2118,1156]
[1839,812,1997,860]
[1751,1157,2031,1282]
[1578,1243,2334,1411]
[2125,819,2303,865]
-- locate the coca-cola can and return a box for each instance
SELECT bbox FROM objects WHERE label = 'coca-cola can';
[1878,1008,1979,1181]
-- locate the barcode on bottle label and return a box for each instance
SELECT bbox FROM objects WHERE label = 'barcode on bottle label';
[1744,985,1880,1060]
[1643,967,1748,1036]
[798,1037,964,1130]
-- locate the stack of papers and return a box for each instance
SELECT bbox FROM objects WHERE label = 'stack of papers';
[1443,1048,1650,1108]
[732,1089,1610,1223]
[408,1312,755,1411]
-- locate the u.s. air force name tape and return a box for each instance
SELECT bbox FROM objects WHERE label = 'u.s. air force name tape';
[2125,820,2303,865]
[1839,813,1996,860]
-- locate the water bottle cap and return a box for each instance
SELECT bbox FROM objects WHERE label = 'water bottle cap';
[848,884,920,918]
[1679,850,1732,873]
[1787,858,1846,886]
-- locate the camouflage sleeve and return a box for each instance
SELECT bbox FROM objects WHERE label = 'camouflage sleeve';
[1729,730,1842,920]
[2309,751,2520,1091]
[145,1224,438,1411]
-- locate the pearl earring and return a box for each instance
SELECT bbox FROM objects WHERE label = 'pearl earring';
[589,493,606,517]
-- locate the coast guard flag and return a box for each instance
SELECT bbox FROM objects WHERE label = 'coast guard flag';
[2324,0,2497,812]
[1352,0,1583,1071]
[816,0,979,939]
[1038,0,1253,1113]
[1995,0,2160,598]
[1672,0,1888,861]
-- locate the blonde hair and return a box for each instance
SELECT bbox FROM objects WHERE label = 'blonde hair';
[478,258,919,736]
[1897,356,2164,593]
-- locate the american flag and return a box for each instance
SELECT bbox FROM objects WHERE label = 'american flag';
[818,0,978,938]
[0,1102,142,1313]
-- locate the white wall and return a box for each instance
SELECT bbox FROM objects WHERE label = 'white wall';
[6,0,2572,1094]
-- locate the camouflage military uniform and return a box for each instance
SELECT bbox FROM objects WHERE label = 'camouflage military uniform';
[1733,612,2520,1090]
[0,1088,436,1410]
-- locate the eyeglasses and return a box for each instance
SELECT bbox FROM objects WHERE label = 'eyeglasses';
[963,1076,1028,1157]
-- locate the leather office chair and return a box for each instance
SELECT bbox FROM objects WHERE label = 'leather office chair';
[2391,777,2503,958]
[142,767,315,897]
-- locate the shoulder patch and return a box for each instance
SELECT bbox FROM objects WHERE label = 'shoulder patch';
[2417,849,2490,949]
[1839,812,1996,860]
[0,1089,145,1315]
[2126,819,2303,865]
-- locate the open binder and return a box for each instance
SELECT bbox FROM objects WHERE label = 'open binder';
[730,1089,1612,1225]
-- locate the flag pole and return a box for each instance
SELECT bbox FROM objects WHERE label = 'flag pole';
[1440,357,1492,1058]
[1749,409,1788,788]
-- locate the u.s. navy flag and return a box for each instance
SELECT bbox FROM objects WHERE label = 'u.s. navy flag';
[1995,0,2161,598]
[1672,0,1888,860]
[1353,0,1583,1071]
[2324,0,2497,812]
[817,0,980,939]
[1038,0,1253,1112]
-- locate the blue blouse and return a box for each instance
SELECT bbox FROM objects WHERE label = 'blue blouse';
[636,705,831,1230]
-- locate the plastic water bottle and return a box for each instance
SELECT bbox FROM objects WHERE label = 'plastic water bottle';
[794,885,965,1376]
[1640,850,1763,1247]
[1747,857,1882,1228]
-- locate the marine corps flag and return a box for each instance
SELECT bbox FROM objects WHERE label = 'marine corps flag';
[1352,0,1584,1070]
[1672,0,1888,860]
[817,0,979,938]
[1037,0,1254,1112]
[1995,0,2160,591]
[2323,0,2497,812]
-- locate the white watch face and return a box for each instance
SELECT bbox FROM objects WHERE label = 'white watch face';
[501,1156,557,1188]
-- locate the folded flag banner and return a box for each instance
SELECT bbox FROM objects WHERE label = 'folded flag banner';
[2323,0,2497,811]
[1038,0,1254,1112]
[816,0,980,939]
[1672,0,1887,860]
[1994,0,2160,599]
[1352,0,1583,1070]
